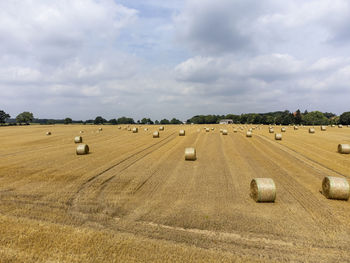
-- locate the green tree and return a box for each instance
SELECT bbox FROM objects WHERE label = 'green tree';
[116,117,134,124]
[160,119,170,124]
[16,112,34,125]
[339,112,350,125]
[0,110,10,124]
[94,116,107,124]
[155,120,159,124]
[294,109,302,124]
[302,111,329,125]
[109,118,117,125]
[170,118,182,124]
[141,118,153,124]
[64,117,72,124]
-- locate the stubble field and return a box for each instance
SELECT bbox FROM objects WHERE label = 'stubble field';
[0,124,350,262]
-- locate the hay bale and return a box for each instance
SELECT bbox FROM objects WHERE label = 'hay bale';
[153,131,159,138]
[79,131,84,134]
[248,128,252,132]
[281,127,286,132]
[322,176,350,200]
[309,128,315,133]
[127,127,131,131]
[294,126,298,130]
[118,127,121,129]
[222,129,228,135]
[185,147,196,161]
[275,133,282,140]
[338,124,343,128]
[46,132,51,135]
[76,144,89,155]
[132,127,138,133]
[159,126,164,131]
[144,128,148,131]
[321,126,327,131]
[211,128,214,131]
[331,124,335,127]
[74,136,82,143]
[233,128,238,133]
[250,178,276,202]
[338,144,350,154]
[269,128,274,133]
[179,130,185,136]
[246,131,252,137]
[98,128,102,131]
[206,128,210,132]
[220,129,223,133]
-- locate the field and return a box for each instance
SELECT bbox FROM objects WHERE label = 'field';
[1,124,350,262]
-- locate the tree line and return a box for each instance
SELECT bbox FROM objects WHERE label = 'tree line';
[1,109,350,126]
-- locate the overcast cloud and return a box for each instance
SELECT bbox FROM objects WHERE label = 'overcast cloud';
[0,0,349,120]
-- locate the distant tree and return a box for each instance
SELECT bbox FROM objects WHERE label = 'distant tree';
[94,116,107,125]
[109,118,117,125]
[16,112,34,125]
[155,120,159,124]
[303,110,308,115]
[117,117,134,124]
[64,117,72,124]
[302,111,329,125]
[339,112,350,125]
[170,118,182,124]
[324,112,336,119]
[294,109,302,124]
[0,110,10,124]
[160,119,170,124]
[141,118,154,124]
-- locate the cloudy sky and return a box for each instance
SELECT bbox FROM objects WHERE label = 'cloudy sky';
[1,0,350,121]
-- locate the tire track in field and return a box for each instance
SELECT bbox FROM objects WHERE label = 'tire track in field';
[67,132,177,207]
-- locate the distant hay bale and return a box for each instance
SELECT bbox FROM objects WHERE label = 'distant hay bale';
[309,128,315,133]
[185,147,196,161]
[275,133,282,140]
[338,124,343,128]
[127,127,131,131]
[331,124,335,127]
[211,128,214,130]
[153,131,159,138]
[220,129,223,133]
[233,128,238,133]
[74,136,82,143]
[79,131,84,134]
[132,127,138,133]
[98,128,102,131]
[206,128,210,132]
[179,130,185,136]
[338,144,350,154]
[222,129,228,135]
[118,127,121,129]
[294,126,298,130]
[159,126,164,131]
[321,126,327,131]
[76,144,89,155]
[250,178,276,202]
[281,127,286,132]
[322,176,350,200]
[248,128,252,132]
[46,132,51,135]
[144,128,148,131]
[246,131,252,137]
[269,128,274,133]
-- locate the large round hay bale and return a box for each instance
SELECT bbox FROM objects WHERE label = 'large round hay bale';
[46,132,51,136]
[159,126,164,131]
[76,144,89,155]
[338,124,343,128]
[309,128,315,133]
[179,130,185,136]
[74,136,82,143]
[205,128,210,132]
[153,131,159,138]
[222,129,228,135]
[338,144,350,154]
[269,128,274,133]
[281,127,286,132]
[185,147,196,161]
[275,133,282,140]
[322,176,349,200]
[132,127,138,133]
[321,126,327,131]
[250,178,276,202]
[246,131,252,137]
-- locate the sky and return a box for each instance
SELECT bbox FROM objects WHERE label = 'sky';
[1,0,350,121]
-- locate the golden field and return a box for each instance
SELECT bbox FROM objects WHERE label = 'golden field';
[0,124,350,262]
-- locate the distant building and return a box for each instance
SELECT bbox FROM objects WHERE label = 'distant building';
[219,119,233,124]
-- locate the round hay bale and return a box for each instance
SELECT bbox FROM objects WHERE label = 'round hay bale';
[79,131,84,134]
[275,133,282,140]
[74,136,82,143]
[233,128,238,133]
[118,127,121,129]
[322,176,350,200]
[98,128,103,131]
[222,129,228,135]
[144,128,148,131]
[76,144,89,155]
[127,127,131,131]
[153,131,159,138]
[159,126,164,131]
[211,128,214,131]
[269,128,274,133]
[294,126,298,130]
[309,128,315,133]
[338,124,343,128]
[46,132,51,136]
[132,127,138,133]
[250,178,276,202]
[179,130,185,136]
[220,129,223,133]
[246,131,252,137]
[331,124,335,127]
[185,147,196,161]
[248,128,252,132]
[281,127,286,132]
[321,126,327,131]
[206,128,210,132]
[338,144,350,154]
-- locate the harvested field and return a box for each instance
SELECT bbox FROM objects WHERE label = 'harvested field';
[1,124,350,262]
